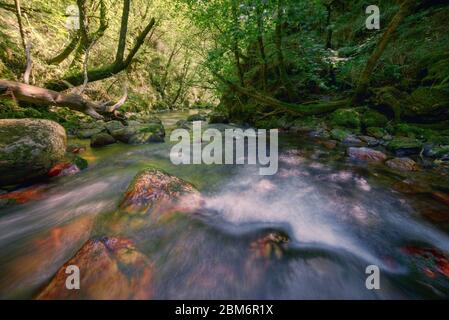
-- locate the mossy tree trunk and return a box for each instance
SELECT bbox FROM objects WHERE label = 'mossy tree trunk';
[275,0,295,100]
[353,0,416,103]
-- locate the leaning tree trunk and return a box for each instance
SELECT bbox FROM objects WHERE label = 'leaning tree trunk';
[275,0,295,101]
[231,0,245,87]
[353,0,415,103]
[256,4,268,92]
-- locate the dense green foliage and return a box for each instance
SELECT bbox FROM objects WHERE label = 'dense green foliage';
[0,0,448,129]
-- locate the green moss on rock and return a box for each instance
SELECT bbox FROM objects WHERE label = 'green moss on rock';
[0,119,67,186]
[330,109,361,129]
[362,110,389,128]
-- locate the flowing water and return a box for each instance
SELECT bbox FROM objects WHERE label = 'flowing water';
[1,110,449,299]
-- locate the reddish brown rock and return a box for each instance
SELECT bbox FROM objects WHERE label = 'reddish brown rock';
[402,246,449,278]
[392,179,430,195]
[120,167,202,215]
[422,209,449,222]
[386,158,419,172]
[348,147,387,163]
[249,232,290,261]
[48,163,71,177]
[4,216,95,293]
[432,191,449,207]
[317,139,337,150]
[36,236,154,300]
[0,185,48,204]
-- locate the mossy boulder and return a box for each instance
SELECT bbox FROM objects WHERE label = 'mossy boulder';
[366,127,389,139]
[90,133,116,148]
[373,86,449,121]
[175,119,191,130]
[0,119,66,186]
[387,138,423,156]
[208,112,229,124]
[143,116,163,126]
[331,128,351,142]
[362,110,389,128]
[128,124,165,144]
[76,122,106,139]
[104,120,124,134]
[408,87,449,117]
[120,167,201,214]
[329,109,361,129]
[110,123,165,144]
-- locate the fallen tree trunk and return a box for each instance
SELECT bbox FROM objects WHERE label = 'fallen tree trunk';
[0,79,126,119]
[215,73,348,116]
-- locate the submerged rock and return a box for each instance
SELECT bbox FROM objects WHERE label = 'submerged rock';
[432,191,449,207]
[0,119,66,186]
[0,184,48,204]
[386,158,419,172]
[249,232,290,261]
[90,132,116,148]
[401,246,449,279]
[392,179,430,195]
[36,237,154,300]
[347,147,387,163]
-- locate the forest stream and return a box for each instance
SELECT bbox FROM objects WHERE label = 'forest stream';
[0,110,448,300]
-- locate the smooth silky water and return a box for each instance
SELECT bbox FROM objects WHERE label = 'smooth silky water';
[0,110,448,299]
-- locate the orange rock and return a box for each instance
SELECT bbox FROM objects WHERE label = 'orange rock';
[4,216,95,293]
[0,185,48,203]
[392,180,430,195]
[36,237,154,300]
[386,158,419,172]
[422,209,449,222]
[432,192,449,207]
[348,147,387,163]
[48,163,71,177]
[120,168,202,215]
